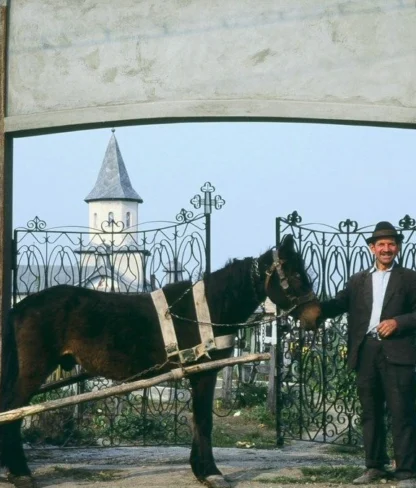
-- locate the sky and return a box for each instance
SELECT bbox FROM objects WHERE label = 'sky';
[13,122,416,271]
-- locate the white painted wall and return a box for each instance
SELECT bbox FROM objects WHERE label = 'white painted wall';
[88,200,138,232]
[5,0,416,133]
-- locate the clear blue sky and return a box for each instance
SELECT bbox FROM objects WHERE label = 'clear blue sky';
[13,122,416,270]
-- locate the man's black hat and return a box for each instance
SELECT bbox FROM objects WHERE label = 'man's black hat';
[365,221,404,245]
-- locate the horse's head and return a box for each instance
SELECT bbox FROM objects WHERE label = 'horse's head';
[259,235,321,330]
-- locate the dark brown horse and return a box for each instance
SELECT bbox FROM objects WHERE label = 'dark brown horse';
[0,235,321,488]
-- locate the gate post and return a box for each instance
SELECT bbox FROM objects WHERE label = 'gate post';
[205,212,211,275]
[274,216,284,446]
[275,217,281,249]
[274,318,285,447]
[190,182,225,276]
[0,3,12,386]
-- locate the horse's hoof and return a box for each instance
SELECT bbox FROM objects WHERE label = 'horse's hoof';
[203,474,231,488]
[6,473,38,488]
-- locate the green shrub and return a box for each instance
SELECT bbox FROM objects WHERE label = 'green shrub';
[236,383,268,408]
[242,404,275,427]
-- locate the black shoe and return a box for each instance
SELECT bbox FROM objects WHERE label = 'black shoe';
[352,468,388,485]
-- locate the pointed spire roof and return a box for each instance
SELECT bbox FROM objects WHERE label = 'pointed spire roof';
[85,130,143,203]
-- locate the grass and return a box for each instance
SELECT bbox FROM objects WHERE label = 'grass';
[258,466,366,484]
[323,443,365,457]
[212,405,277,448]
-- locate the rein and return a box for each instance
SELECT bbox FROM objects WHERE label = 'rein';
[165,259,268,328]
[167,294,267,328]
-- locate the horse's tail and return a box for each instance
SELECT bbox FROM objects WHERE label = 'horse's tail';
[0,309,19,464]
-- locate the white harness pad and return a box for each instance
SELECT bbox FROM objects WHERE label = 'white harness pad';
[192,280,216,352]
[150,281,235,364]
[150,288,179,358]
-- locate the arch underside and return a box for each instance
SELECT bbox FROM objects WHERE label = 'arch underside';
[5,0,416,134]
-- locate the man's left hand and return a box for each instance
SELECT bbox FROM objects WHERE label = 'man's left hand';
[377,319,398,338]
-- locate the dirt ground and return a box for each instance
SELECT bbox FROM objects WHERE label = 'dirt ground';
[0,441,394,488]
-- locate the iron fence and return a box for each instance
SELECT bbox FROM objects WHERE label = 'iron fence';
[13,212,207,302]
[13,211,206,447]
[274,211,416,446]
[12,182,233,448]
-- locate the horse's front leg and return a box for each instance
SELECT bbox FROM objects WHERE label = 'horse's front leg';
[189,370,230,488]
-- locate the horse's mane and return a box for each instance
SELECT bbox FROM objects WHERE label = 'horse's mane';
[205,255,260,323]
[158,255,257,330]
[211,256,254,286]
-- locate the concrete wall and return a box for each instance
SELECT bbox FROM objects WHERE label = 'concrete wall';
[5,0,416,134]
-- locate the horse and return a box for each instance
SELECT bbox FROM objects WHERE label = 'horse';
[0,235,321,488]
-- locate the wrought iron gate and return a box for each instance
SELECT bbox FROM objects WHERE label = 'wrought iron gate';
[12,182,227,448]
[275,212,416,445]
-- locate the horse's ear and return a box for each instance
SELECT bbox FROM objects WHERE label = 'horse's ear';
[278,234,296,260]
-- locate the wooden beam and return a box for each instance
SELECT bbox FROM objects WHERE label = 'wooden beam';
[0,353,270,424]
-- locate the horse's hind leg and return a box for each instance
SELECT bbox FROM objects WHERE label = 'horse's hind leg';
[2,419,34,487]
[1,365,50,487]
[189,370,230,488]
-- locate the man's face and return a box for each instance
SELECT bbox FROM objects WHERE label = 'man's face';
[369,237,400,269]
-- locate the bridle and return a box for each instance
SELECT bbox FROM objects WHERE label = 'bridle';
[260,250,317,315]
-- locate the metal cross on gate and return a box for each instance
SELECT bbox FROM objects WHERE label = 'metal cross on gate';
[190,182,225,274]
[190,182,225,215]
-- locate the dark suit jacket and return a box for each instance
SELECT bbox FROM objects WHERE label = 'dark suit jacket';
[321,264,416,370]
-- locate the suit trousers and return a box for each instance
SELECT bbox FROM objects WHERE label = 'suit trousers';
[356,335,416,475]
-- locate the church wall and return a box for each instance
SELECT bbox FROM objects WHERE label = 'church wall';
[88,200,139,232]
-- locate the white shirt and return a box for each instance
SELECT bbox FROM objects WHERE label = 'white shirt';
[367,263,394,334]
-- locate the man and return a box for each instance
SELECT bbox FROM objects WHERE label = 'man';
[320,221,416,488]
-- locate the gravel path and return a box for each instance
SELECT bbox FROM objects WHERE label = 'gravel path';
[0,441,381,488]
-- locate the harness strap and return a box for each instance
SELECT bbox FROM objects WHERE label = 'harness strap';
[265,250,289,293]
[264,251,317,316]
[215,334,235,349]
[179,334,235,364]
[151,289,179,358]
[295,291,316,305]
[192,280,216,352]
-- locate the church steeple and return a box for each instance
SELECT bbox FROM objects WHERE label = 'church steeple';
[85,130,142,231]
[85,129,143,203]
